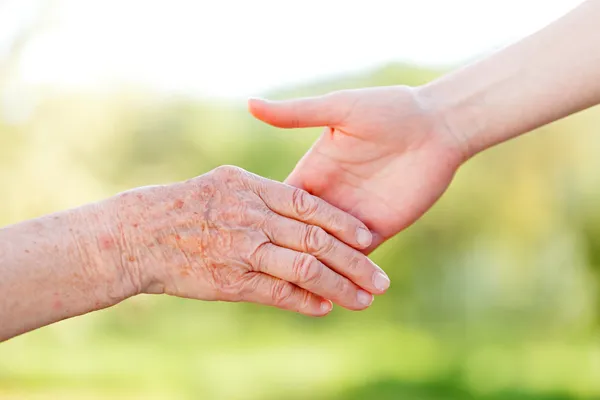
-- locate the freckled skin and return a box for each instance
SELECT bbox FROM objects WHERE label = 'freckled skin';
[98,234,115,251]
[0,204,129,341]
[113,166,384,309]
[173,199,185,209]
[180,264,192,277]
[116,168,274,301]
[0,166,382,341]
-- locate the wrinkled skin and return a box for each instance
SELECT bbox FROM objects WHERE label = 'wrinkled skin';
[110,166,389,316]
[249,86,467,250]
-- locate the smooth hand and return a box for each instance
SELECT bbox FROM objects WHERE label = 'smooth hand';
[249,86,467,249]
[106,166,389,316]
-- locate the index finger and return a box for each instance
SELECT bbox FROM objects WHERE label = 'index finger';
[254,178,373,250]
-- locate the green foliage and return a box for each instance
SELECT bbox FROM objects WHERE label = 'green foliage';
[2,64,600,399]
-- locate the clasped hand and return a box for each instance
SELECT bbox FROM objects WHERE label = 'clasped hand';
[110,165,390,316]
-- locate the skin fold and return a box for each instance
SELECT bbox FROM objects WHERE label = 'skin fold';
[0,166,390,342]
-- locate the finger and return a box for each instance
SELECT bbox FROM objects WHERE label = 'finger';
[257,180,373,250]
[266,214,390,295]
[252,242,374,311]
[248,94,346,129]
[239,272,332,317]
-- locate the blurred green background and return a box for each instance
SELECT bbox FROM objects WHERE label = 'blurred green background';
[1,1,600,399]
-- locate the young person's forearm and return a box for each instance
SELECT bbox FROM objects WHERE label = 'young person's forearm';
[420,0,600,158]
[0,203,132,341]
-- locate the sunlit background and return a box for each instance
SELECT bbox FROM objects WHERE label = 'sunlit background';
[2,0,600,399]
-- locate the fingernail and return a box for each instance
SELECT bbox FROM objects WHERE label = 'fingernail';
[356,227,372,248]
[321,300,333,314]
[373,271,390,292]
[357,290,374,307]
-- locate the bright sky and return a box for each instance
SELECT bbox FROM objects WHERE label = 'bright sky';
[4,0,586,98]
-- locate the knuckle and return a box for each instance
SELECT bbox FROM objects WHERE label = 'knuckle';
[271,280,294,306]
[292,253,322,284]
[213,165,244,179]
[324,211,341,230]
[304,225,334,256]
[329,276,352,303]
[336,276,352,295]
[346,254,365,275]
[292,188,318,218]
[299,290,313,311]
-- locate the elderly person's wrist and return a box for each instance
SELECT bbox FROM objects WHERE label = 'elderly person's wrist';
[68,199,145,307]
[104,184,176,297]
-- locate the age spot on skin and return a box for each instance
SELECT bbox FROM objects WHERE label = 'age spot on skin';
[180,264,192,277]
[174,199,185,209]
[52,292,62,310]
[99,235,115,251]
[163,234,204,256]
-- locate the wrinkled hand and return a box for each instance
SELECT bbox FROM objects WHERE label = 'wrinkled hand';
[108,166,389,316]
[249,86,467,250]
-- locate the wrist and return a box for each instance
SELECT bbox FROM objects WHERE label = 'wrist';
[107,184,191,297]
[416,82,482,162]
[68,199,141,306]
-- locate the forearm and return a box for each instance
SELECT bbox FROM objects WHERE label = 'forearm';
[0,202,134,341]
[420,0,600,158]
[0,168,386,340]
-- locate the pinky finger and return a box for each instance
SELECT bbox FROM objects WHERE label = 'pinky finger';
[240,272,333,317]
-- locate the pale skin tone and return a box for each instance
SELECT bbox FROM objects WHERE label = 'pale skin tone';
[0,166,390,342]
[249,0,600,251]
[3,0,600,342]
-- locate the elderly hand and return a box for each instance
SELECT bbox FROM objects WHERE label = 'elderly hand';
[108,166,390,316]
[249,86,466,250]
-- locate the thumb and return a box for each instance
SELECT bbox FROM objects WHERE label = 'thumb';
[248,93,346,129]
